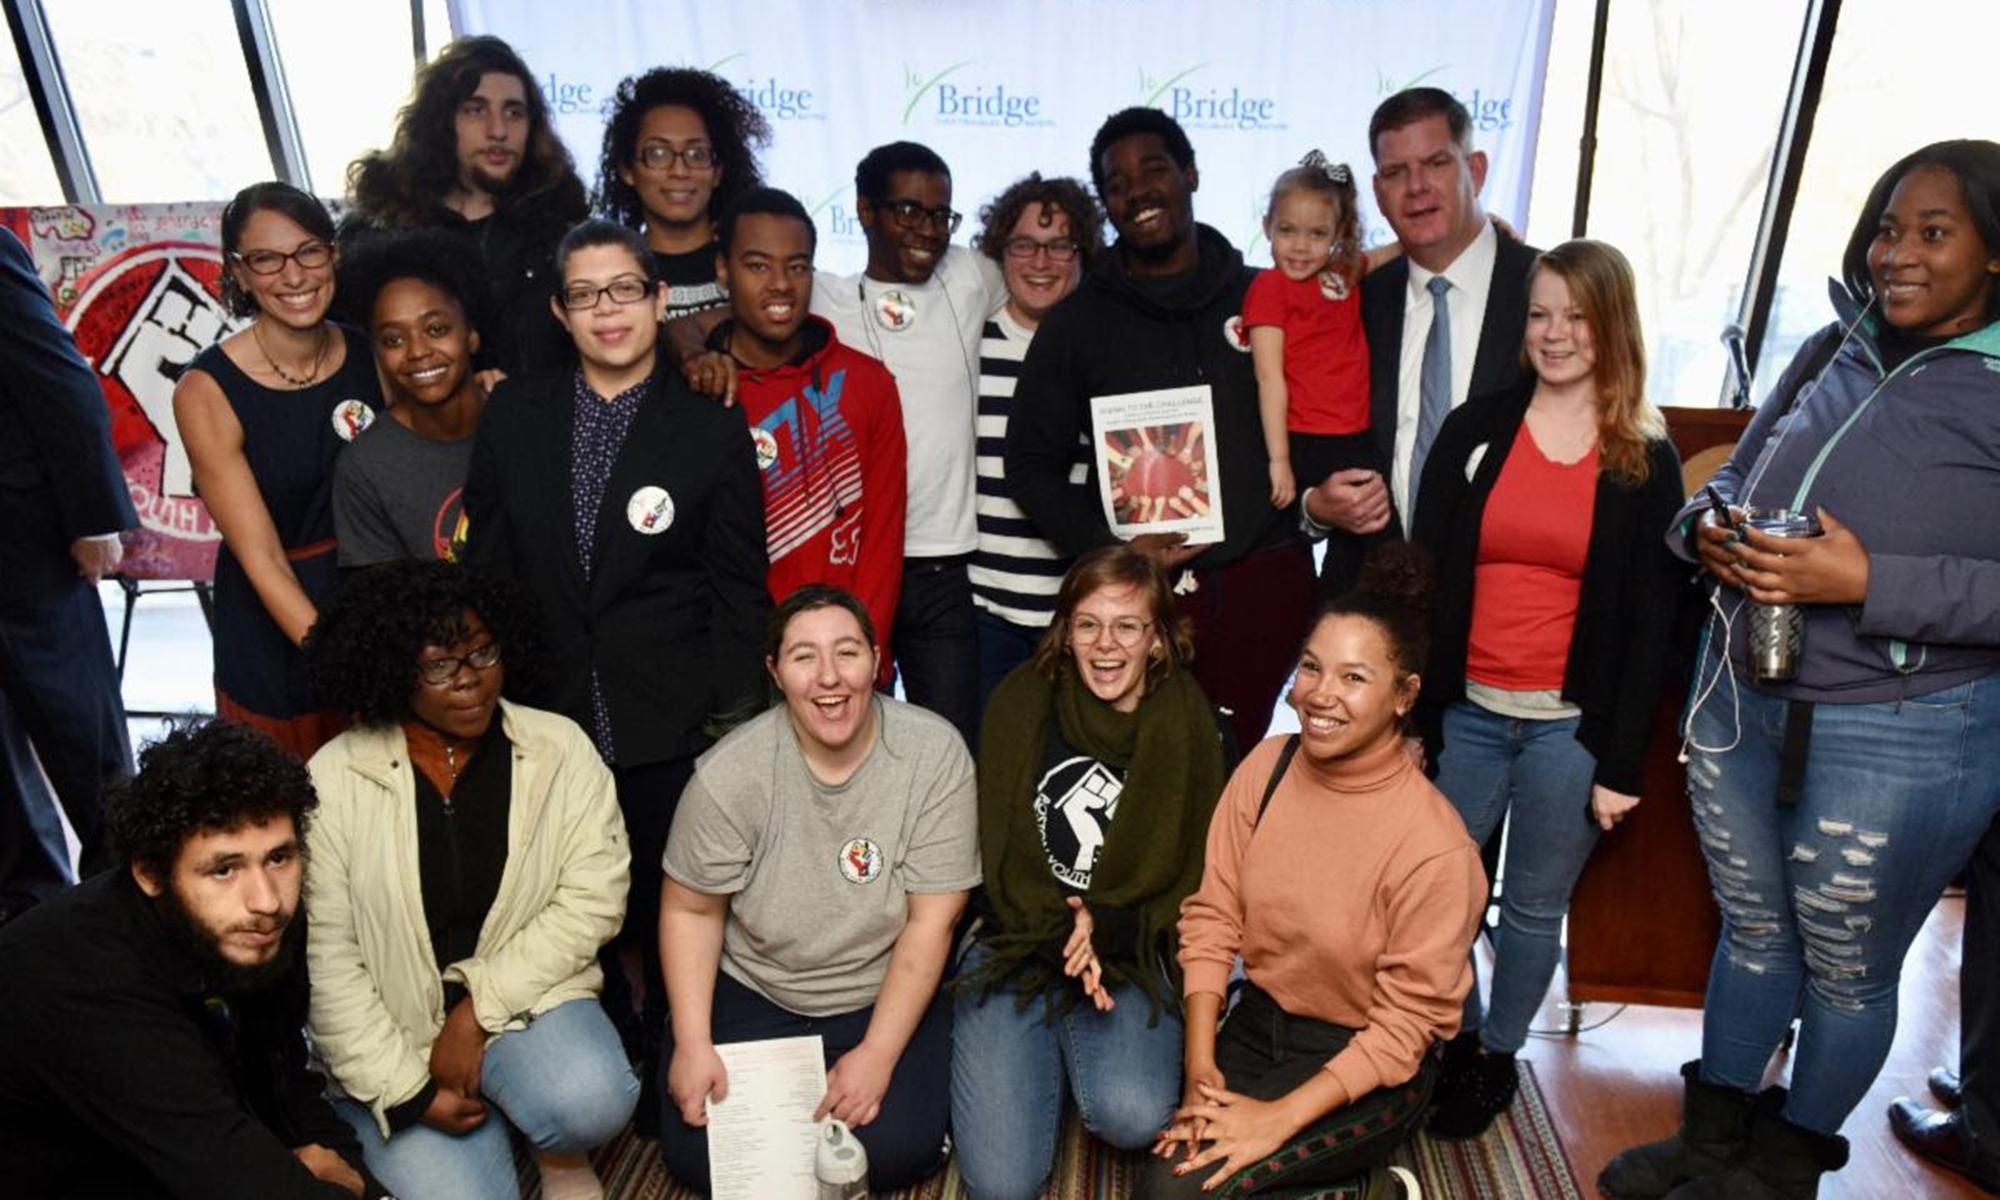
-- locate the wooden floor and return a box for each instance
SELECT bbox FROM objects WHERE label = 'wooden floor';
[1520,895,1989,1198]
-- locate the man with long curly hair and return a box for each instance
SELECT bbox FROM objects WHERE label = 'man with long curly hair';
[341,36,588,380]
[597,67,771,322]
[0,721,391,1199]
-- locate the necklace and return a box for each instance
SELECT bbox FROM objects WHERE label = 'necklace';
[254,321,331,388]
[441,738,467,783]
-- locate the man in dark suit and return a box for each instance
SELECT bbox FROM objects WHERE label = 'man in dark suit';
[0,226,136,922]
[1301,87,1540,593]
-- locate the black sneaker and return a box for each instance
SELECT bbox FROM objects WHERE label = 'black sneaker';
[1426,1048,1518,1139]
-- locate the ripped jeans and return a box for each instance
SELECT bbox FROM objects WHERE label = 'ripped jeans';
[1686,664,2000,1135]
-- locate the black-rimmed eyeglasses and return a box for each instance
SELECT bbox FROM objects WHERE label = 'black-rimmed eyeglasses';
[877,199,963,234]
[637,143,716,172]
[559,276,654,310]
[417,642,502,686]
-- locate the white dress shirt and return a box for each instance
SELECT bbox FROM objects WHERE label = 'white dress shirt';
[1392,220,1499,521]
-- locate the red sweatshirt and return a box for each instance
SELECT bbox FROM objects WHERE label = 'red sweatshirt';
[1180,733,1486,1108]
[734,319,908,679]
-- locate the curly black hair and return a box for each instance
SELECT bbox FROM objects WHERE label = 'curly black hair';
[1088,107,1194,199]
[596,67,772,232]
[337,226,493,343]
[346,36,588,231]
[855,141,950,204]
[974,173,1106,268]
[304,561,548,726]
[106,722,318,887]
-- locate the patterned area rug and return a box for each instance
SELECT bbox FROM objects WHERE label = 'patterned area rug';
[526,1062,1581,1199]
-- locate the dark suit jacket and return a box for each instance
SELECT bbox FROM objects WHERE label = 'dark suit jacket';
[462,364,770,768]
[1358,229,1541,538]
[0,227,135,605]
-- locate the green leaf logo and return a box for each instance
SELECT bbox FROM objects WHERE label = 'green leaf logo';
[805,184,846,219]
[902,61,974,125]
[1139,63,1207,108]
[705,52,747,74]
[1377,64,1448,96]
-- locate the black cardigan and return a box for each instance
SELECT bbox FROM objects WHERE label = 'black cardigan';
[462,363,770,768]
[1410,379,1688,795]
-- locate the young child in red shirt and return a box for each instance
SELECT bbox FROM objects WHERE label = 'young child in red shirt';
[1243,152,1374,512]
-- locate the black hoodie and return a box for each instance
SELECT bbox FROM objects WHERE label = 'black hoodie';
[1004,223,1293,568]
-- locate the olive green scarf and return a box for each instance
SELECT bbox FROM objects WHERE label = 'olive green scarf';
[961,662,1226,1021]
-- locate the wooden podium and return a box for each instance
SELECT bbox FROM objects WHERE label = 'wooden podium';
[1563,405,1753,1008]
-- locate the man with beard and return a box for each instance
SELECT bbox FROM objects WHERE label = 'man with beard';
[1005,108,1314,753]
[0,722,389,1200]
[342,36,588,381]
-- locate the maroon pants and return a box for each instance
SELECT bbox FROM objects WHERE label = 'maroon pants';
[1175,539,1316,756]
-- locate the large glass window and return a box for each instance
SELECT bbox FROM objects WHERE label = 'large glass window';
[1760,1,2000,391]
[42,0,272,203]
[0,26,63,204]
[268,0,434,197]
[1531,0,1808,407]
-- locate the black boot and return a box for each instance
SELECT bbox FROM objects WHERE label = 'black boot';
[1662,1087,1849,1199]
[1599,1061,1757,1198]
[1426,1041,1517,1139]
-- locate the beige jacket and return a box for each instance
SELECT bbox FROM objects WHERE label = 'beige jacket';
[305,701,629,1137]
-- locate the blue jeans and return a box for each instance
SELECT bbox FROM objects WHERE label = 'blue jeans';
[1687,667,2000,1134]
[1432,700,1600,1054]
[334,998,639,1200]
[894,555,980,746]
[975,609,1044,725]
[950,940,1183,1200]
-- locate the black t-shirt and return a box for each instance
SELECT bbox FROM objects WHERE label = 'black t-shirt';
[1032,717,1126,894]
[655,241,727,322]
[412,719,514,987]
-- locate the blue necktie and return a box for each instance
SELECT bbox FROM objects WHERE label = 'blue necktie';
[1409,275,1453,499]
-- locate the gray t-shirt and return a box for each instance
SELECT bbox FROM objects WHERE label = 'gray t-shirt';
[663,698,980,1016]
[332,415,474,566]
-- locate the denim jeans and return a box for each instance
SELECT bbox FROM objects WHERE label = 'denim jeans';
[334,998,639,1200]
[1687,666,2000,1134]
[1432,700,1599,1054]
[974,609,1044,733]
[950,940,1183,1200]
[894,555,981,746]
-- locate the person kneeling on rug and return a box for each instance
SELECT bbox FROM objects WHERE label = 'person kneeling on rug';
[951,544,1228,1200]
[1146,546,1486,1200]
[303,562,638,1200]
[658,584,980,1193]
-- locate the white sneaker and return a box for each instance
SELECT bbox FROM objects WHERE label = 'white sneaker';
[1390,1164,1423,1199]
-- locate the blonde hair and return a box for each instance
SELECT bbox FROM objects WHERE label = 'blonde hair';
[1264,151,1362,281]
[1526,239,1664,486]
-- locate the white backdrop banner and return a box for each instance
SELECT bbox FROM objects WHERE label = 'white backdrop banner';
[451,0,1556,274]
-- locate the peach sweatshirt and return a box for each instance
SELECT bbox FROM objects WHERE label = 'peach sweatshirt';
[1179,732,1487,1109]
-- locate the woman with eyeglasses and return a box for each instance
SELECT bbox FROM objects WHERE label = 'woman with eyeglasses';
[461,218,769,1110]
[302,560,635,1200]
[950,544,1228,1200]
[597,67,771,322]
[173,181,383,758]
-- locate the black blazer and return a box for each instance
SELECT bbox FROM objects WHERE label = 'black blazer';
[462,364,770,768]
[1359,230,1541,537]
[0,228,135,604]
[1410,379,1688,795]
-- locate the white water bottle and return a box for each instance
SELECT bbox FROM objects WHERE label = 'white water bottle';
[814,1118,869,1200]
